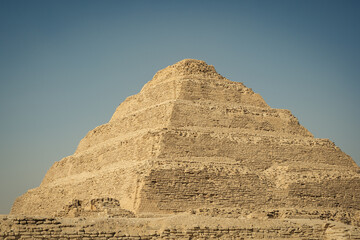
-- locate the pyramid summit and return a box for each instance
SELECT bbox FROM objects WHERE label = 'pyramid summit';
[149,59,227,84]
[5,59,360,238]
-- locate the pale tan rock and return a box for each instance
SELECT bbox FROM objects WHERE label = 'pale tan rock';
[3,213,360,239]
[10,59,360,226]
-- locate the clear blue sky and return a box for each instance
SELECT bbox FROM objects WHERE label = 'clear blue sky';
[0,0,359,214]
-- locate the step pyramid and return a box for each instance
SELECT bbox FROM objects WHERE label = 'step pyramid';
[11,59,360,217]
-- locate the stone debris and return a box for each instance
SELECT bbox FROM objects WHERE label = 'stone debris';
[1,214,360,239]
[55,198,135,218]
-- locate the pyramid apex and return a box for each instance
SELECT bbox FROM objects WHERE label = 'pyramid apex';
[149,59,226,85]
[173,58,207,65]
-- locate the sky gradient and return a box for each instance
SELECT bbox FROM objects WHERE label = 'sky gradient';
[0,0,359,214]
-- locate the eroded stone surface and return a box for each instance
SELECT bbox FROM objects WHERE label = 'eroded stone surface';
[1,214,360,239]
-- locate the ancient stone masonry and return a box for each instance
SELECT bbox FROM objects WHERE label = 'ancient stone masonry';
[1,214,360,239]
[4,59,360,239]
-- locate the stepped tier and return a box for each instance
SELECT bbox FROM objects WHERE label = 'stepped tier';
[11,59,360,219]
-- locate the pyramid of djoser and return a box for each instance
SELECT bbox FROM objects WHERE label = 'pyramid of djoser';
[4,59,360,239]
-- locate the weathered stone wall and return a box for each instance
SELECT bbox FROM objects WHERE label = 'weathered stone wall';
[288,178,360,209]
[138,163,270,213]
[42,130,163,186]
[158,129,355,167]
[110,77,182,120]
[137,161,360,214]
[77,102,174,153]
[11,157,150,215]
[2,215,360,239]
[177,78,269,108]
[169,100,312,137]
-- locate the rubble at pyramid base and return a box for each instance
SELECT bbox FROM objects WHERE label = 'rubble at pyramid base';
[1,211,360,239]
